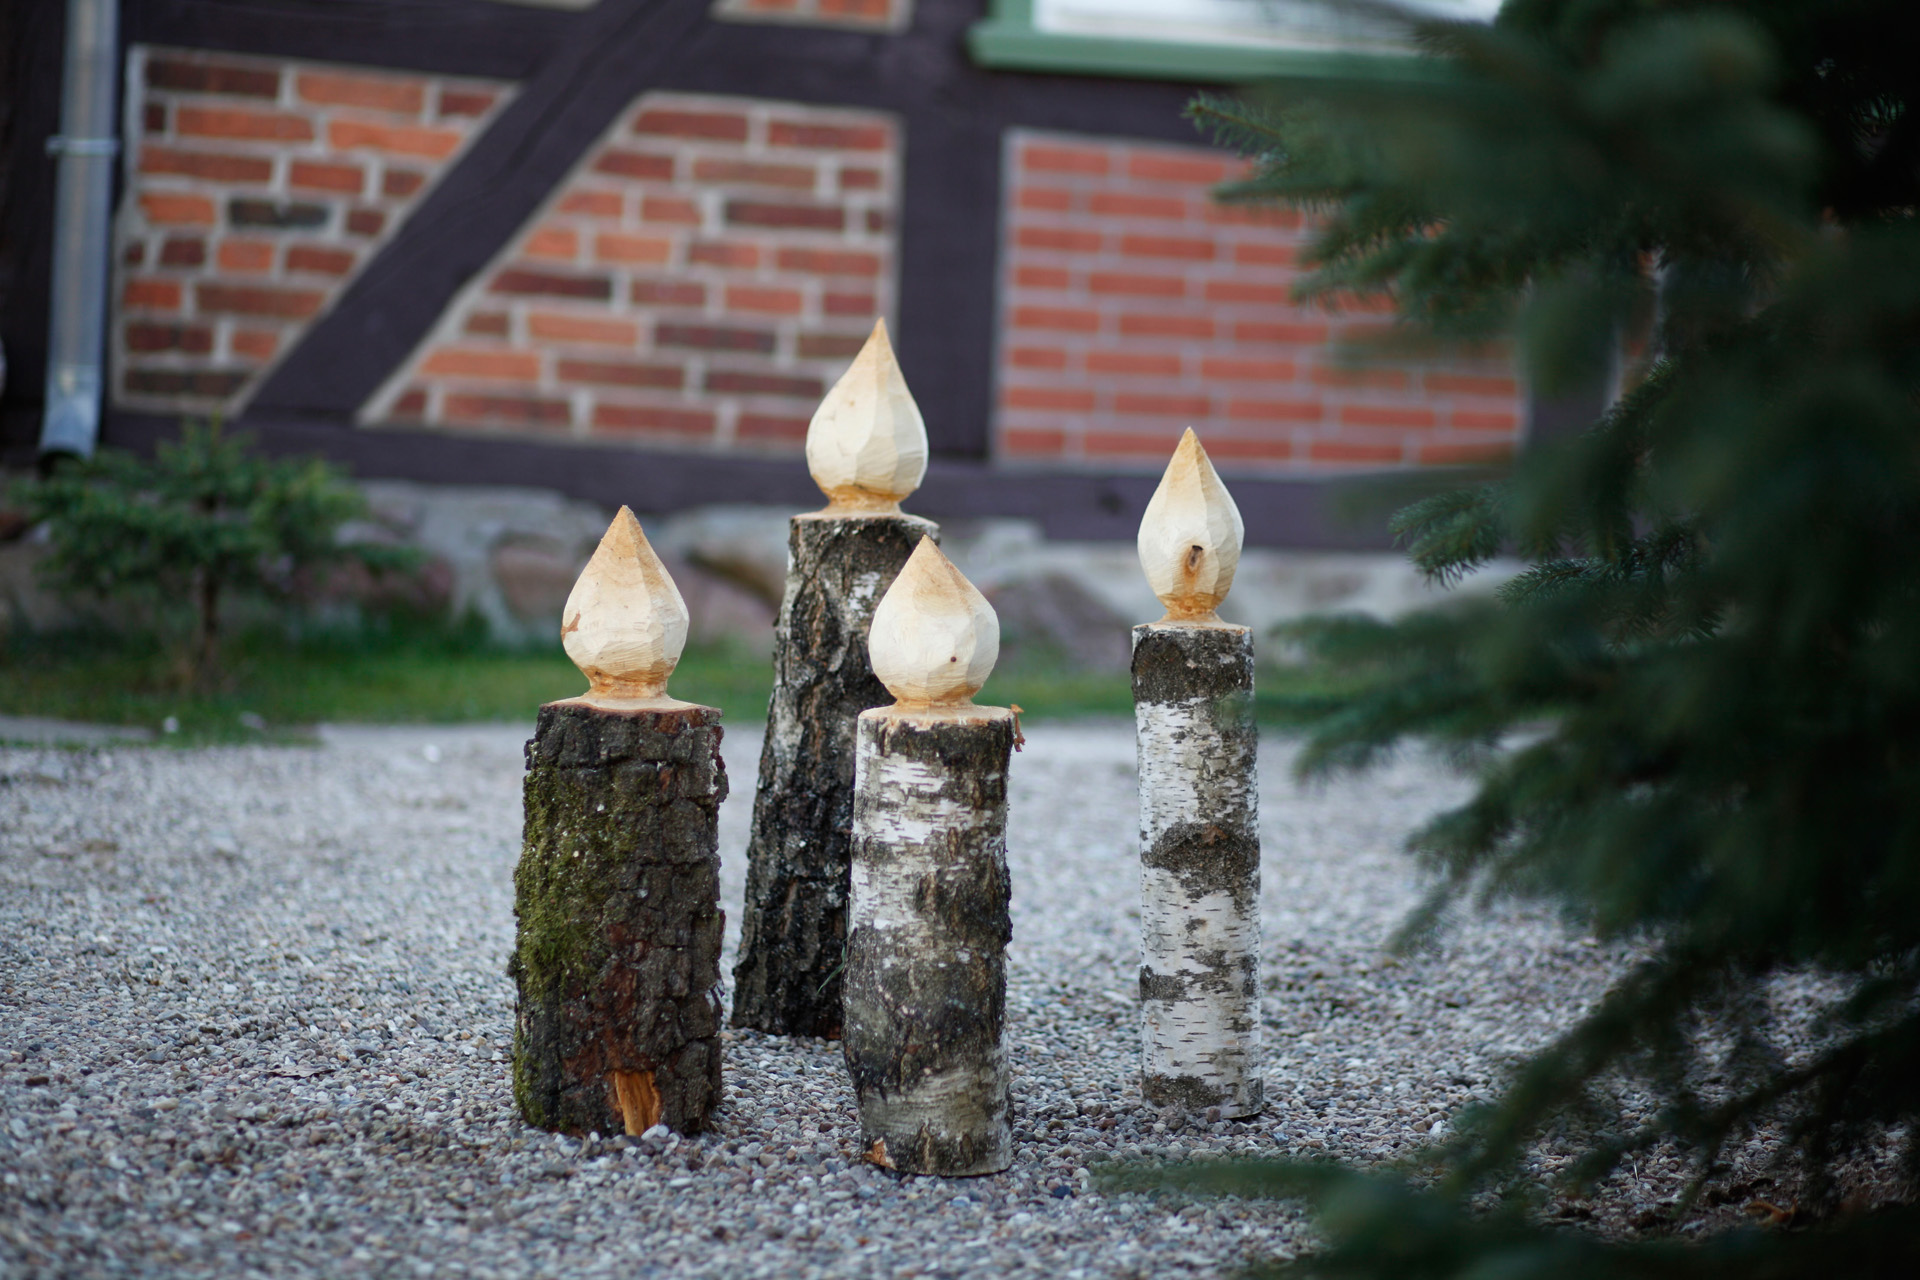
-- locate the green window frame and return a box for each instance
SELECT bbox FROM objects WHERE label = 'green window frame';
[966,0,1422,83]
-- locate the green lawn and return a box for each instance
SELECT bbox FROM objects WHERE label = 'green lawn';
[0,624,1343,744]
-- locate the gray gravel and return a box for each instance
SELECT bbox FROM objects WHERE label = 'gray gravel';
[1,720,1640,1278]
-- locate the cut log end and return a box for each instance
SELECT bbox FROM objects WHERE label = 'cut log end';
[611,1069,662,1136]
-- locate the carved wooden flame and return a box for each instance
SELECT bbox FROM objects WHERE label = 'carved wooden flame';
[868,536,999,707]
[805,318,928,514]
[1137,429,1245,623]
[561,507,690,702]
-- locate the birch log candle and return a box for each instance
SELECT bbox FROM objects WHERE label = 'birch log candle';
[732,318,939,1038]
[1132,429,1264,1119]
[845,537,1015,1176]
[511,507,727,1136]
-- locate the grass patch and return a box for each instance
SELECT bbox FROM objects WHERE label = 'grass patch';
[0,623,1355,744]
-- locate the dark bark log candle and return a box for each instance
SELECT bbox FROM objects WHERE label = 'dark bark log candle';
[734,319,937,1038]
[1132,430,1265,1119]
[846,536,1015,1176]
[512,507,726,1136]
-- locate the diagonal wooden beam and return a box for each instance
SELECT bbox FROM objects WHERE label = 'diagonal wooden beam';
[247,0,715,419]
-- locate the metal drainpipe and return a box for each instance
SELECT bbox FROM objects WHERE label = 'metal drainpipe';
[39,0,121,460]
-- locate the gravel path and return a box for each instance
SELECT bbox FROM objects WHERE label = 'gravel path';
[1,721,1631,1279]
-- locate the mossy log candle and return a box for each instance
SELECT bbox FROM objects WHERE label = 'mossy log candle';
[1132,431,1264,1119]
[845,538,1015,1176]
[512,508,726,1136]
[734,319,938,1038]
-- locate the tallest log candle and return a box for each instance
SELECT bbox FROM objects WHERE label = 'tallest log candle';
[1132,429,1264,1119]
[732,319,938,1038]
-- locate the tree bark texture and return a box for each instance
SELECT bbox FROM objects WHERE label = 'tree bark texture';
[1132,623,1264,1118]
[731,513,938,1037]
[512,700,727,1136]
[844,706,1015,1176]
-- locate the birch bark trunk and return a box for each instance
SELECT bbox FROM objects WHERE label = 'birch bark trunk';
[843,705,1015,1176]
[731,512,937,1037]
[1132,623,1264,1118]
[511,700,727,1135]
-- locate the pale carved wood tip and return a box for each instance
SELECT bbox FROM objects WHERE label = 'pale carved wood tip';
[561,506,690,705]
[1137,428,1246,624]
[805,317,928,515]
[868,535,1000,709]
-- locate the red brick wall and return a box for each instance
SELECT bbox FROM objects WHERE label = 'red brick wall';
[712,0,909,32]
[366,92,899,453]
[114,48,510,414]
[995,130,1524,471]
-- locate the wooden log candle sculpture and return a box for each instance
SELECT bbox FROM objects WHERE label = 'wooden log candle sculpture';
[1132,429,1264,1118]
[732,318,939,1038]
[845,537,1015,1176]
[511,507,727,1136]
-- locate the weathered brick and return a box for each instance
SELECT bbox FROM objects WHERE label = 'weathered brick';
[593,233,671,265]
[736,414,810,443]
[1017,187,1075,213]
[284,244,357,276]
[1089,271,1184,298]
[490,268,612,300]
[197,282,326,318]
[1206,204,1302,229]
[144,101,167,134]
[1015,266,1071,290]
[1012,306,1100,334]
[529,312,641,345]
[147,57,279,99]
[524,225,580,261]
[1084,430,1181,456]
[1118,234,1215,262]
[1202,357,1298,381]
[443,393,572,430]
[693,159,817,189]
[383,169,427,198]
[123,368,251,397]
[865,209,889,233]
[1114,392,1208,417]
[1236,320,1331,344]
[465,312,511,337]
[1227,398,1323,422]
[123,278,183,310]
[705,369,822,398]
[388,387,429,419]
[125,321,214,354]
[1311,365,1409,390]
[298,71,426,115]
[175,106,315,143]
[217,238,276,272]
[823,291,875,316]
[1088,193,1186,220]
[1205,281,1290,305]
[124,242,147,266]
[1003,387,1095,412]
[592,403,715,435]
[775,247,880,276]
[1232,242,1299,267]
[1023,144,1109,176]
[230,329,280,361]
[631,280,708,308]
[999,428,1067,455]
[1309,440,1404,464]
[641,196,702,225]
[768,119,888,150]
[797,332,867,359]
[633,109,750,141]
[1204,438,1295,461]
[839,166,882,191]
[726,201,844,231]
[158,237,206,267]
[555,358,684,389]
[595,150,676,182]
[141,146,273,184]
[229,199,329,230]
[558,190,622,217]
[139,192,217,226]
[725,285,803,315]
[656,323,777,354]
[1339,405,1436,429]
[419,348,544,382]
[1450,410,1522,432]
[1087,351,1181,377]
[290,160,366,194]
[346,208,387,237]
[1418,441,1514,464]
[1015,226,1101,254]
[328,119,463,160]
[690,241,761,269]
[1008,346,1069,371]
[1127,153,1230,185]
[438,87,499,118]
[820,0,889,18]
[1118,313,1214,339]
[1425,372,1519,397]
